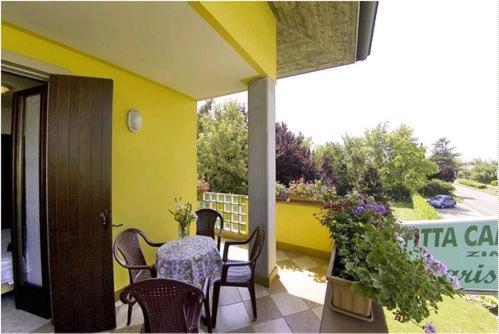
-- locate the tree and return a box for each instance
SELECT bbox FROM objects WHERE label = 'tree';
[358,164,387,203]
[430,137,460,182]
[275,122,318,186]
[197,100,248,194]
[315,142,354,195]
[469,160,498,184]
[381,125,438,199]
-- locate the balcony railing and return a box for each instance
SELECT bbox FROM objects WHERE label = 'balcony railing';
[199,192,248,235]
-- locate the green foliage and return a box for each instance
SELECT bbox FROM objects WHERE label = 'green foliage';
[469,160,498,184]
[412,193,441,220]
[316,193,459,324]
[418,179,455,197]
[169,198,197,229]
[491,180,498,186]
[315,124,438,201]
[357,164,387,204]
[382,126,438,199]
[457,179,487,189]
[430,137,460,182]
[197,100,248,194]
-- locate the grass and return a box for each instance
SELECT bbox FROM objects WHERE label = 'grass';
[391,201,420,221]
[384,295,498,333]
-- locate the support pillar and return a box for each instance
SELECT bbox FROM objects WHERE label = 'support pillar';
[248,77,277,287]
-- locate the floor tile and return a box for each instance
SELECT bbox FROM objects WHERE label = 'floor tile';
[276,249,290,262]
[230,325,255,333]
[243,296,282,324]
[268,278,287,295]
[271,292,308,316]
[215,302,251,333]
[310,256,330,267]
[238,284,268,301]
[284,309,321,333]
[254,318,292,333]
[218,286,243,306]
[291,257,320,270]
[281,250,304,259]
[302,297,322,309]
[276,260,300,271]
[312,306,323,320]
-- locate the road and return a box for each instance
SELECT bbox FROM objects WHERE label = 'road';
[436,183,498,219]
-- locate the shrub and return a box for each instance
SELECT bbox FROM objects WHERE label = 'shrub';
[491,180,498,186]
[412,193,441,220]
[418,179,455,197]
[357,165,387,204]
[275,182,289,201]
[458,179,487,189]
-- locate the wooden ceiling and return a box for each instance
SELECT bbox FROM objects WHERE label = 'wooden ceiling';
[268,1,360,78]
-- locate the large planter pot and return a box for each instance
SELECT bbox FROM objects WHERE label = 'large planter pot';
[326,248,374,321]
[288,194,322,204]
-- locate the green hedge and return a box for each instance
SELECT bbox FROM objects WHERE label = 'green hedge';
[458,179,487,189]
[491,180,498,186]
[418,179,455,197]
[411,193,441,220]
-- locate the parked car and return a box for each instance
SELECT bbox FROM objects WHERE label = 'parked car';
[427,195,456,208]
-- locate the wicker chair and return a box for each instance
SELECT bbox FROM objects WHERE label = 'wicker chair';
[113,228,165,326]
[120,279,205,333]
[195,209,224,250]
[211,224,265,328]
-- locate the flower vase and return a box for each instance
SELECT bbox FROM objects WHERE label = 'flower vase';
[178,222,190,239]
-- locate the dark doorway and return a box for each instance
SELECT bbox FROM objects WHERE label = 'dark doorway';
[2,71,50,318]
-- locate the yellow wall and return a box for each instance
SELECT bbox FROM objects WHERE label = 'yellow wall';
[276,201,333,256]
[191,1,276,81]
[2,24,198,292]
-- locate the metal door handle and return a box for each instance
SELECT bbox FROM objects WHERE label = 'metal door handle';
[100,210,110,228]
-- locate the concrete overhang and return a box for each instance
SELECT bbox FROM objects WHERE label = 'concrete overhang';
[1,1,259,100]
[269,1,378,79]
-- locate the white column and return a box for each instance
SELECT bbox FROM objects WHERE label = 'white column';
[248,77,277,285]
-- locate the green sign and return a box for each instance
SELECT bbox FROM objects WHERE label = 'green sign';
[403,218,498,291]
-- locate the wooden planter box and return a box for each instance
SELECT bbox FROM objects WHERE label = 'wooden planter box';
[326,248,374,321]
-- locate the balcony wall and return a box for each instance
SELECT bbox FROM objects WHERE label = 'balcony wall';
[276,200,332,258]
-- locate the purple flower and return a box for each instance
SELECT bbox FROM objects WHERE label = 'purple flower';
[351,207,366,215]
[449,276,461,290]
[423,322,437,333]
[375,205,388,215]
[437,261,448,275]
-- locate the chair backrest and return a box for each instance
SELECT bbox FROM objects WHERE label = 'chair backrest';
[113,228,148,282]
[249,224,265,265]
[195,209,223,248]
[120,279,204,333]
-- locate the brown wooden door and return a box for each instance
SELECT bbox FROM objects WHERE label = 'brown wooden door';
[47,75,114,332]
[11,84,51,319]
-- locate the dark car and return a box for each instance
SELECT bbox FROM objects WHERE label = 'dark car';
[427,195,456,208]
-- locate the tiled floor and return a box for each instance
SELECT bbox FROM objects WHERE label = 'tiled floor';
[1,246,329,333]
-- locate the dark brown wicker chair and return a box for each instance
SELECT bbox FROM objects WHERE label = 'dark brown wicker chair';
[211,224,265,328]
[113,228,165,326]
[195,208,224,250]
[120,278,205,333]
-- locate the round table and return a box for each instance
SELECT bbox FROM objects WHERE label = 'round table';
[155,235,223,289]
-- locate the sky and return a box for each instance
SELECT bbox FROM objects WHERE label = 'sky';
[203,0,497,162]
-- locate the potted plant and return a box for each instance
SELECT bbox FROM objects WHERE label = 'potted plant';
[288,178,327,203]
[316,192,462,331]
[169,198,197,238]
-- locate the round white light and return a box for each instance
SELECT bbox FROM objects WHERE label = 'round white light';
[127,108,142,133]
[1,85,11,94]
